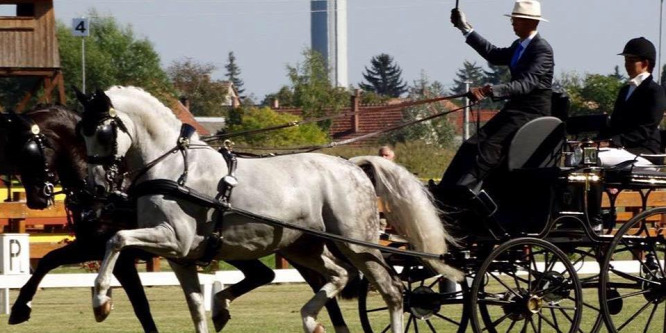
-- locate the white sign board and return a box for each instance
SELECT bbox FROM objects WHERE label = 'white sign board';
[0,234,29,275]
[72,18,90,37]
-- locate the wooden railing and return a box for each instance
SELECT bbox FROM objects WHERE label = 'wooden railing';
[0,192,160,271]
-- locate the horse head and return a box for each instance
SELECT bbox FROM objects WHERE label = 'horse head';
[0,110,60,209]
[77,88,133,194]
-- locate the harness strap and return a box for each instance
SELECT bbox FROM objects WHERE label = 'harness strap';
[129,179,225,210]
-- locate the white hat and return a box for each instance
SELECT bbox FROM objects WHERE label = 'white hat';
[504,0,548,22]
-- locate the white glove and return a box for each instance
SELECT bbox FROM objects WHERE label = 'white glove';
[451,8,473,35]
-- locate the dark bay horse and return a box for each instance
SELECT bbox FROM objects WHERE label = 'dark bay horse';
[0,106,159,332]
[1,105,353,332]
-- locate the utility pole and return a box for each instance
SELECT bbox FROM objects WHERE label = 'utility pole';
[463,81,471,140]
[659,0,664,83]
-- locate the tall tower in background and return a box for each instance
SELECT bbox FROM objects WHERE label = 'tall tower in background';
[311,0,348,88]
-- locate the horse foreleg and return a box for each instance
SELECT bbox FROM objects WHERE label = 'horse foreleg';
[92,226,187,323]
[93,239,122,323]
[113,251,158,333]
[169,261,208,333]
[9,241,95,325]
[212,260,275,331]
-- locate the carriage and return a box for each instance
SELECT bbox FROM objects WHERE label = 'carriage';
[5,87,666,333]
[358,114,666,333]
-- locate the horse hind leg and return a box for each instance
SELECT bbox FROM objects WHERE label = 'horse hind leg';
[212,260,276,332]
[281,247,353,333]
[290,261,350,333]
[337,245,404,333]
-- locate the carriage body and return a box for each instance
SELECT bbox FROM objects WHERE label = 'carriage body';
[361,114,666,333]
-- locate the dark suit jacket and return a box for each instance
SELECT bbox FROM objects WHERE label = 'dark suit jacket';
[466,31,554,115]
[602,75,666,155]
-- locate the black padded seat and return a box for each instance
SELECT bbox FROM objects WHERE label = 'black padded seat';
[485,116,566,233]
[508,116,566,171]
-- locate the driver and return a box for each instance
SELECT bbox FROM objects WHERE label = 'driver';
[438,0,554,200]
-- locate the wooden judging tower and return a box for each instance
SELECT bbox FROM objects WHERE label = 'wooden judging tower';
[0,0,65,111]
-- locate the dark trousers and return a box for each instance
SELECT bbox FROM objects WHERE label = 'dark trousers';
[439,109,542,191]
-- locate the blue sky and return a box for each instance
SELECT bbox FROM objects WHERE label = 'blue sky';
[51,0,665,99]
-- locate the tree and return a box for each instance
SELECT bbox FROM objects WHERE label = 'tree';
[484,63,511,85]
[224,51,245,95]
[450,60,486,95]
[359,53,407,97]
[0,10,173,110]
[226,106,328,147]
[278,49,349,130]
[557,71,624,116]
[57,10,172,106]
[167,58,229,117]
[384,71,455,148]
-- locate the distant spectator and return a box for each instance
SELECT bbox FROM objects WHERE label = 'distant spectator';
[378,146,395,161]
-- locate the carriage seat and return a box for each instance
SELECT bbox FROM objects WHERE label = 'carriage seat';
[484,116,566,234]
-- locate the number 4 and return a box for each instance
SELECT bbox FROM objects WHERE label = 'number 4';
[75,21,86,34]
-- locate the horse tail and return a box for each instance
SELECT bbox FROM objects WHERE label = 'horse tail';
[350,156,464,282]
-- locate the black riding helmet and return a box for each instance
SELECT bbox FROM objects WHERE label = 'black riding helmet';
[619,37,656,70]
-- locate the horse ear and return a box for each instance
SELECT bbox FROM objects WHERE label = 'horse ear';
[72,86,88,107]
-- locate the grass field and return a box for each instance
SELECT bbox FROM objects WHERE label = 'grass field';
[0,279,617,333]
[0,283,367,333]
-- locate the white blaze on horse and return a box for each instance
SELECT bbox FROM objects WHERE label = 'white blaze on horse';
[77,86,460,333]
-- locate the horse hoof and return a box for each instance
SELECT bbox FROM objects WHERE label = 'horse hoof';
[93,299,113,322]
[314,323,326,333]
[8,302,31,325]
[212,308,231,332]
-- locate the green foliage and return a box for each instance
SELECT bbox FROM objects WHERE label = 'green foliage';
[227,106,328,147]
[275,49,349,130]
[450,60,486,95]
[557,71,624,116]
[382,72,455,148]
[359,53,407,97]
[224,51,245,95]
[58,10,173,107]
[360,91,392,105]
[167,57,229,117]
[323,140,455,180]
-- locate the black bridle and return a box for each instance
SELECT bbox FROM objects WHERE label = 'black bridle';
[12,116,57,198]
[79,107,132,192]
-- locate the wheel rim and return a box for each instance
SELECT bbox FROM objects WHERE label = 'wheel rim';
[470,238,583,333]
[599,207,666,333]
[358,261,470,333]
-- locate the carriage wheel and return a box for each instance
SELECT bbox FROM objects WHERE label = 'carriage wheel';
[566,246,606,333]
[599,207,666,333]
[470,237,583,333]
[358,259,469,333]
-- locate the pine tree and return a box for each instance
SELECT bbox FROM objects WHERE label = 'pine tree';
[224,51,245,95]
[359,53,407,97]
[450,60,485,95]
[484,63,510,85]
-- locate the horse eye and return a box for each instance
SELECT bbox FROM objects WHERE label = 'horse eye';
[97,124,115,146]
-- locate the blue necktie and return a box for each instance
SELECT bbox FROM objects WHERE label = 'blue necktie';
[510,43,524,68]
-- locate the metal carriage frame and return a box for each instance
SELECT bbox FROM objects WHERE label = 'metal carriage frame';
[357,115,666,333]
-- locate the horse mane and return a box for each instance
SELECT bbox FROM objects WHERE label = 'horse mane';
[105,86,186,141]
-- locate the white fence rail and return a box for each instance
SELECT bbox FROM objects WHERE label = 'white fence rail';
[0,261,648,315]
